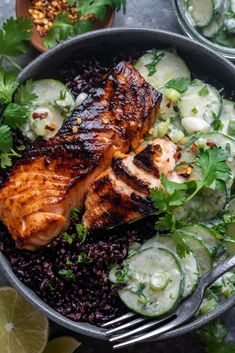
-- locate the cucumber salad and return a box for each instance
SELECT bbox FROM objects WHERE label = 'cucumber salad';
[109,49,235,318]
[184,0,235,48]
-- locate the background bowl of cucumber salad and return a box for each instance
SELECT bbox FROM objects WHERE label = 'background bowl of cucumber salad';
[1,28,235,340]
[173,0,235,60]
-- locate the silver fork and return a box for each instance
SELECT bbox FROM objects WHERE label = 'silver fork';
[102,255,235,349]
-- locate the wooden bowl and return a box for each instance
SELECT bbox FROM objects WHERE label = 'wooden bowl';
[16,0,115,52]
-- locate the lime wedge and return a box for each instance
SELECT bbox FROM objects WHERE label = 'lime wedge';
[44,337,81,353]
[0,286,49,353]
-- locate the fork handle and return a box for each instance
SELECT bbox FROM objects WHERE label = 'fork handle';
[200,255,235,290]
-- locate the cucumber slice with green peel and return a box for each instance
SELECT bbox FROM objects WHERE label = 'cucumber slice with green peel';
[187,0,214,27]
[214,29,235,48]
[224,238,235,255]
[219,99,235,135]
[202,15,224,38]
[113,247,184,317]
[22,105,65,140]
[181,233,212,275]
[225,197,235,237]
[180,224,220,255]
[32,79,75,117]
[141,235,199,298]
[202,0,228,38]
[228,197,235,214]
[179,83,222,128]
[135,50,190,90]
[173,188,226,223]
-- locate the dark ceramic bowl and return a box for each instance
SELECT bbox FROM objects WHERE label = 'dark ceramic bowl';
[1,28,235,340]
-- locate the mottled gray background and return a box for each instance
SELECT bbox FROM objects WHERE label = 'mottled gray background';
[0,0,234,352]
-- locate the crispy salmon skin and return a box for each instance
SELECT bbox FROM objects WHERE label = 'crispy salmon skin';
[0,61,161,250]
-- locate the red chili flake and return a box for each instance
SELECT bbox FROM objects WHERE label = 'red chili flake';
[206,141,217,148]
[45,124,56,132]
[190,143,199,152]
[32,111,49,120]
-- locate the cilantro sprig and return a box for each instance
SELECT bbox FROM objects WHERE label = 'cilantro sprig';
[44,0,126,48]
[145,50,165,76]
[150,147,232,257]
[165,77,191,93]
[0,17,32,71]
[0,68,37,169]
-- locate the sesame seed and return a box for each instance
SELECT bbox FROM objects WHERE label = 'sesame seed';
[102,118,109,125]
[77,118,82,125]
[72,126,78,133]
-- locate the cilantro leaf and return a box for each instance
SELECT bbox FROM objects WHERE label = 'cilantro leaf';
[77,251,93,264]
[44,13,92,48]
[0,17,32,57]
[165,77,191,93]
[58,269,75,281]
[195,147,232,191]
[0,149,21,169]
[70,208,81,219]
[172,231,191,258]
[44,13,75,49]
[145,50,165,76]
[63,232,75,245]
[3,103,30,129]
[14,79,37,106]
[154,213,174,231]
[76,223,88,243]
[0,68,19,104]
[150,175,188,212]
[0,125,13,153]
[198,320,235,353]
[77,0,126,22]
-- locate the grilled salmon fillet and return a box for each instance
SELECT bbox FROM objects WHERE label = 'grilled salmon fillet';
[83,138,185,230]
[0,61,162,250]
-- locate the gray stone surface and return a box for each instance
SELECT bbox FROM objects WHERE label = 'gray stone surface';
[0,1,234,352]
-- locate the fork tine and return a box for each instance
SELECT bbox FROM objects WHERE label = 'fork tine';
[106,317,147,335]
[101,312,136,328]
[109,315,174,343]
[113,316,184,349]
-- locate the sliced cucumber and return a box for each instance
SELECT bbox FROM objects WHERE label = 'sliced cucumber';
[135,50,190,90]
[225,197,235,237]
[187,0,214,27]
[219,99,235,135]
[202,16,224,38]
[202,0,228,38]
[22,105,65,140]
[224,237,235,255]
[180,224,220,255]
[116,247,184,317]
[181,233,212,274]
[231,0,235,12]
[33,79,75,117]
[228,197,235,214]
[179,83,222,128]
[141,235,199,298]
[157,87,179,121]
[214,28,235,48]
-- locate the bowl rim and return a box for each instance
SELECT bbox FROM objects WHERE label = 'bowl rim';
[1,27,235,341]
